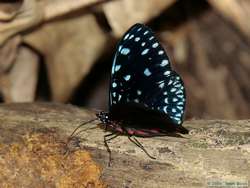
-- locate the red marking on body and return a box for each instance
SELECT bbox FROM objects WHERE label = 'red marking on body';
[133,130,149,136]
[103,122,168,137]
[127,128,135,135]
[115,127,123,132]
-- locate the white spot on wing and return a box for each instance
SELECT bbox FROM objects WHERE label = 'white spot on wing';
[134,99,139,103]
[172,98,178,102]
[144,31,149,35]
[118,45,122,52]
[112,92,116,97]
[175,84,182,88]
[168,80,173,85]
[160,60,169,66]
[176,113,182,117]
[152,43,159,48]
[124,75,131,81]
[137,27,142,32]
[141,48,149,55]
[144,68,151,76]
[137,90,142,95]
[173,117,180,121]
[121,48,130,55]
[177,106,183,110]
[176,90,183,94]
[172,108,177,113]
[124,33,129,40]
[173,81,178,85]
[141,42,146,47]
[163,91,167,95]
[164,71,171,76]
[177,94,184,98]
[177,102,184,105]
[171,88,177,92]
[163,106,168,113]
[112,82,117,88]
[159,82,165,88]
[135,37,140,42]
[118,94,122,101]
[129,34,134,39]
[158,50,164,55]
[115,65,121,72]
[149,36,154,40]
[164,98,168,104]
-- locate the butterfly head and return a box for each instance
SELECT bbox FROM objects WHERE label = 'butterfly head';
[96,111,111,124]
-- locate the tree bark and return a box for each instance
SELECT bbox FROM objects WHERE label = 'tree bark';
[0,103,249,187]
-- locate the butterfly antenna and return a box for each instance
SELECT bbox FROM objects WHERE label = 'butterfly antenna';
[128,136,156,160]
[64,118,98,157]
[69,118,98,139]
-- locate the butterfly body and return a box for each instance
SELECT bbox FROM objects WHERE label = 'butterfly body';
[97,23,188,137]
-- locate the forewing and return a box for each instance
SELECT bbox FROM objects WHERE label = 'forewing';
[109,23,186,125]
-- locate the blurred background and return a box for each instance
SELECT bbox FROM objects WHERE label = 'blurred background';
[0,0,249,120]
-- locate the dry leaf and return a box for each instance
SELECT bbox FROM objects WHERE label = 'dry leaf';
[0,0,43,45]
[103,0,176,37]
[42,0,107,20]
[0,46,39,102]
[0,0,23,21]
[0,0,106,45]
[24,15,107,102]
[208,0,250,38]
[0,36,21,73]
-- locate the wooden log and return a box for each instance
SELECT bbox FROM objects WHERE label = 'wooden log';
[0,103,249,187]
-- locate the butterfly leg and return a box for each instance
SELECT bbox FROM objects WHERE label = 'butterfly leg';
[128,136,156,160]
[104,133,120,166]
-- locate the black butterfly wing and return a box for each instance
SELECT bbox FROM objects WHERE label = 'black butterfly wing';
[109,23,186,126]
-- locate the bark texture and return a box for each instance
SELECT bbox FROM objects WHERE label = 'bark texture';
[0,103,249,187]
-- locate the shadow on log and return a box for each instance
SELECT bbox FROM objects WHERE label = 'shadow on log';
[0,103,249,187]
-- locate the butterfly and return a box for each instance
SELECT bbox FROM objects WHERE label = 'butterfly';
[96,23,188,137]
[70,23,188,162]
